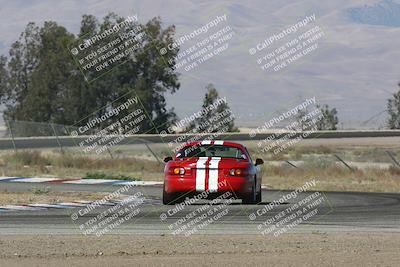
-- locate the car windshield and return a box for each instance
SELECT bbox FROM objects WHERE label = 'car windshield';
[176,145,247,159]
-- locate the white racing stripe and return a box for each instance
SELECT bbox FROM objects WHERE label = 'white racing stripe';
[0,176,163,186]
[10,178,59,183]
[113,181,163,186]
[214,140,224,145]
[201,140,211,145]
[28,204,71,209]
[57,202,89,207]
[0,205,45,211]
[0,177,21,181]
[196,157,208,191]
[208,157,221,193]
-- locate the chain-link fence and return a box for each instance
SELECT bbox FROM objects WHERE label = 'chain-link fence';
[0,120,166,162]
[1,120,400,170]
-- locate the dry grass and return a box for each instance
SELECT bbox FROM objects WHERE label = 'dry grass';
[246,142,400,163]
[0,150,164,180]
[0,191,106,205]
[244,143,400,192]
[0,148,399,192]
[263,163,400,192]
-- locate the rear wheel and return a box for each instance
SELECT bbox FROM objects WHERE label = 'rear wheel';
[256,178,262,203]
[256,190,262,203]
[162,185,176,205]
[242,180,257,204]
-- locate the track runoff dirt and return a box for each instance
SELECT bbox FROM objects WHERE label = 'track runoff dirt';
[0,232,399,266]
[0,191,106,205]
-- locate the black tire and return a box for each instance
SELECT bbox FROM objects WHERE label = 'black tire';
[256,190,262,203]
[162,186,175,205]
[242,180,257,204]
[256,178,262,203]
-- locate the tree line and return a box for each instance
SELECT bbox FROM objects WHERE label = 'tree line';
[0,14,180,135]
[0,13,398,136]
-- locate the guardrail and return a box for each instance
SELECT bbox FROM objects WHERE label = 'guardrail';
[0,130,400,150]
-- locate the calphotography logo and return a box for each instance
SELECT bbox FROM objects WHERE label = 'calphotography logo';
[70,92,148,155]
[70,184,147,237]
[1,1,399,266]
[250,14,325,73]
[160,14,235,72]
[161,95,236,153]
[249,180,333,237]
[69,14,146,82]
[161,188,234,236]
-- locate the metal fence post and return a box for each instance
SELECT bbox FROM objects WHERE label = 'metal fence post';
[51,123,64,154]
[385,150,400,168]
[285,160,298,168]
[334,154,354,171]
[6,120,17,153]
[144,141,161,164]
[106,146,114,159]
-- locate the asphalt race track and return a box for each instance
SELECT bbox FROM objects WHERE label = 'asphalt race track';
[0,182,399,235]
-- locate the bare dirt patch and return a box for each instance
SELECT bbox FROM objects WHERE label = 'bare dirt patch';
[0,232,398,266]
[0,191,106,205]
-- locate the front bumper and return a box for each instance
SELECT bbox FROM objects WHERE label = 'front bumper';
[164,175,253,198]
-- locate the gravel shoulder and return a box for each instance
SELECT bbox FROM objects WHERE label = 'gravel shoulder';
[0,232,399,266]
[0,191,107,205]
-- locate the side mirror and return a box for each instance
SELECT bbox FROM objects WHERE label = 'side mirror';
[255,158,264,166]
[163,156,173,163]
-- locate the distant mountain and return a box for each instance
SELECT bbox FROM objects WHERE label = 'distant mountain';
[0,0,399,129]
[347,0,400,27]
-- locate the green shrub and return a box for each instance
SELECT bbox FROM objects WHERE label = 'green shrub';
[84,172,139,181]
[302,156,334,170]
[5,151,50,166]
[31,186,50,194]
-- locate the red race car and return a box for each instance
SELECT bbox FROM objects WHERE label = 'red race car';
[163,140,264,205]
